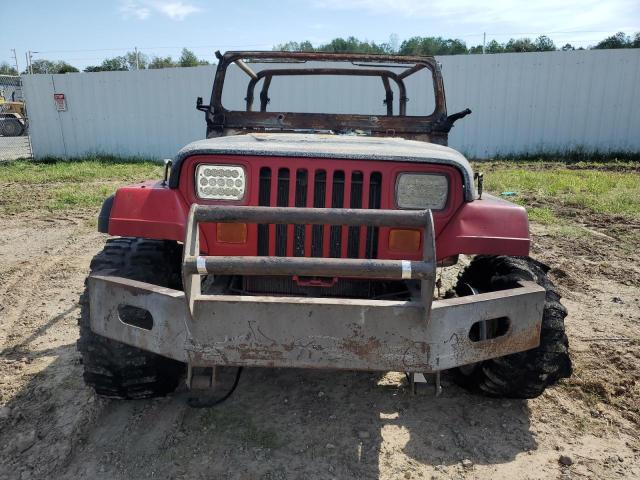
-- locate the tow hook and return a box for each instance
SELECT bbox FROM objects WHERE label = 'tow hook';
[408,371,443,397]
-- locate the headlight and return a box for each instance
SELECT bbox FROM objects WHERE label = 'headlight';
[195,164,246,200]
[396,173,448,210]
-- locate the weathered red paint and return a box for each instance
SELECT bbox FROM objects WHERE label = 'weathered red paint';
[436,194,530,258]
[107,155,530,260]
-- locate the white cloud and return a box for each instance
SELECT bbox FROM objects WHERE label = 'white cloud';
[154,1,200,20]
[119,0,151,20]
[119,0,201,21]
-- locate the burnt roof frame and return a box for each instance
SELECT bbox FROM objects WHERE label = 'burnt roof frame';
[245,68,409,116]
[205,51,452,141]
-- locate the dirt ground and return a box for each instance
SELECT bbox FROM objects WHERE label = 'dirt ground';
[0,205,638,479]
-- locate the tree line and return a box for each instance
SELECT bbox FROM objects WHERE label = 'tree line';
[1,31,639,76]
[0,48,209,75]
[275,31,640,55]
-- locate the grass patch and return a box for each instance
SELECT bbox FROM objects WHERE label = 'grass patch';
[47,184,116,210]
[486,148,640,163]
[475,164,640,219]
[527,207,559,225]
[0,157,162,184]
[0,157,163,214]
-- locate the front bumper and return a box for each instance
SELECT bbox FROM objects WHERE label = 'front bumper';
[89,205,545,372]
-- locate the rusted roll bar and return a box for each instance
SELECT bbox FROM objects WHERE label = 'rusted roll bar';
[192,205,431,227]
[184,256,434,280]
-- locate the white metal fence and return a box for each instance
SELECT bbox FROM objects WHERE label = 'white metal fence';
[20,49,640,159]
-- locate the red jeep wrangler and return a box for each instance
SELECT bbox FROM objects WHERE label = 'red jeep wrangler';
[79,51,571,401]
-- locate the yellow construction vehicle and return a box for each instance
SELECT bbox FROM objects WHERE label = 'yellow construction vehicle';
[0,92,27,136]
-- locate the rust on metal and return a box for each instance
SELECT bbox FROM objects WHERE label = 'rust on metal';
[184,256,434,280]
[244,68,408,115]
[182,204,436,316]
[89,274,546,372]
[193,204,432,227]
[200,51,471,145]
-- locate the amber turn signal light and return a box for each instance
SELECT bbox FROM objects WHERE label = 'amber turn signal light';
[388,229,421,253]
[216,223,248,244]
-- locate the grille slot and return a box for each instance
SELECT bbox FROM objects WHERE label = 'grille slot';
[255,166,382,258]
[294,170,308,256]
[365,172,382,259]
[347,171,364,258]
[257,167,271,256]
[275,168,290,256]
[329,171,345,257]
[311,170,326,257]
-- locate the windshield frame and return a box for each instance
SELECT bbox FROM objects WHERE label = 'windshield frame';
[205,51,449,142]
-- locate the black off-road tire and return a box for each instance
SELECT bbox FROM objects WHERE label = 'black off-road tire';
[452,255,572,398]
[1,118,24,137]
[77,238,185,399]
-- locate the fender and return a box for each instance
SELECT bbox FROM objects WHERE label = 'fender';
[437,193,530,258]
[106,181,191,243]
[100,186,529,260]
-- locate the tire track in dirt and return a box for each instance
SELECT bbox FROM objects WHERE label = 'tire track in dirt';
[0,222,93,353]
[0,213,639,480]
[0,215,106,480]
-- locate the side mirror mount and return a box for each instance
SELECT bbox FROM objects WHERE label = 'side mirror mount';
[196,96,209,112]
[162,159,172,186]
[474,171,484,199]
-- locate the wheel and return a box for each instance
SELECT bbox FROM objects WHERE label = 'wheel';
[1,118,24,137]
[451,255,572,398]
[77,238,185,399]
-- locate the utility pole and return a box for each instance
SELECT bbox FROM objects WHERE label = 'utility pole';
[27,51,38,74]
[483,32,486,54]
[11,49,20,74]
[134,46,139,70]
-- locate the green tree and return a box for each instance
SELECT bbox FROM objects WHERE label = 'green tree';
[148,56,177,69]
[26,59,79,74]
[84,51,147,72]
[398,36,468,55]
[89,56,129,71]
[56,62,79,73]
[445,38,468,55]
[125,51,148,70]
[504,38,537,52]
[274,41,315,52]
[633,32,640,48]
[594,32,631,49]
[0,62,18,75]
[178,48,208,67]
[485,40,505,53]
[318,36,386,54]
[561,43,575,51]
[179,48,199,66]
[534,35,556,51]
[29,59,57,74]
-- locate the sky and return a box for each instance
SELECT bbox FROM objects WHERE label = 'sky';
[2,0,639,70]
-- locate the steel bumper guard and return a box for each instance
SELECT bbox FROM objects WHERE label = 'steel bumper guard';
[89,205,545,372]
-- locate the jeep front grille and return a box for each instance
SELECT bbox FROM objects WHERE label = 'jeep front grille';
[257,167,382,259]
